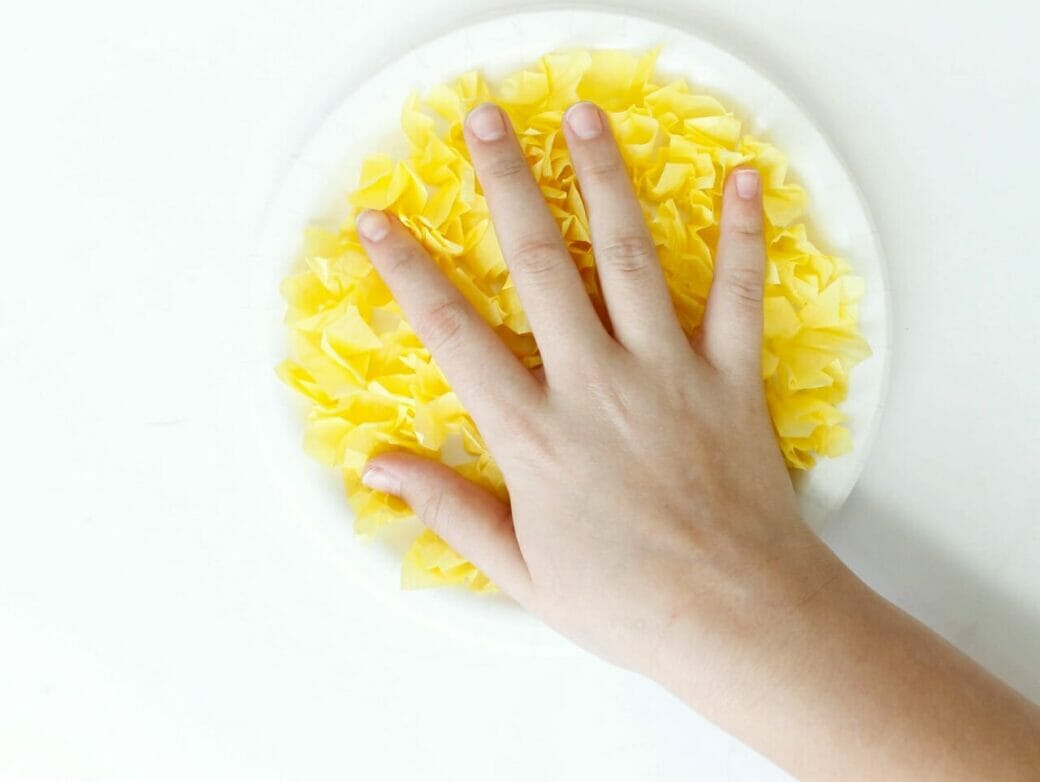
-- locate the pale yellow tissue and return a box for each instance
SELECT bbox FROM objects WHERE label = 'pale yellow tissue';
[278,49,871,592]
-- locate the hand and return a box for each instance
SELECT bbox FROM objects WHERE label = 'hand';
[354,101,1040,781]
[354,100,840,674]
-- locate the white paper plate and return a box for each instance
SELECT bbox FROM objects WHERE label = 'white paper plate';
[249,8,890,655]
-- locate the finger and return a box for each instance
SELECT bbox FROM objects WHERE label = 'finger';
[700,167,766,382]
[562,101,688,355]
[362,453,533,602]
[464,103,609,371]
[356,210,541,432]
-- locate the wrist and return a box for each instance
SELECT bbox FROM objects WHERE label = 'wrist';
[644,534,865,716]
[645,543,1040,781]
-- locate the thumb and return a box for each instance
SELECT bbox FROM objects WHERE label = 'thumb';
[700,166,766,383]
[361,453,531,600]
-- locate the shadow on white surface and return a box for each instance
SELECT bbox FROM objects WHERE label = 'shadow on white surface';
[824,491,1040,702]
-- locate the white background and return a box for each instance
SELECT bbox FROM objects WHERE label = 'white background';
[1,1,1037,780]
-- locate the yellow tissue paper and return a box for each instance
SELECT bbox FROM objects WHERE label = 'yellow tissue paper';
[278,49,871,592]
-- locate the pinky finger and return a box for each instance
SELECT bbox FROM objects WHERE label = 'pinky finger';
[700,167,767,383]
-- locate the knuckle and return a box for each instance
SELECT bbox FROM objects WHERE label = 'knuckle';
[502,403,559,466]
[513,426,559,469]
[485,152,529,181]
[417,299,468,354]
[581,155,624,184]
[727,210,764,236]
[383,242,420,276]
[585,377,631,418]
[417,490,449,535]
[719,267,764,306]
[511,235,565,279]
[568,336,619,376]
[600,233,656,275]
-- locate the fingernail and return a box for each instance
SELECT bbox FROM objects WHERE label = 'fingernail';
[356,209,390,242]
[466,103,507,142]
[564,101,603,140]
[361,466,401,495]
[735,169,760,200]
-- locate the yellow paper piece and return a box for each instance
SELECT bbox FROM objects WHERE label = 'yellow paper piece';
[278,49,871,591]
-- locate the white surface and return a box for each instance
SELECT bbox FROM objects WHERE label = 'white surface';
[255,8,889,655]
[1,1,1037,780]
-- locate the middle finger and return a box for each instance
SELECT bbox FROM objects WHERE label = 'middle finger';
[464,103,610,374]
[562,101,689,357]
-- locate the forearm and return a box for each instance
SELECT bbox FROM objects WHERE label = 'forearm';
[354,98,1039,780]
[652,564,1040,781]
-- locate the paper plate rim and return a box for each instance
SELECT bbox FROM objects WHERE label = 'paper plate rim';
[248,6,892,654]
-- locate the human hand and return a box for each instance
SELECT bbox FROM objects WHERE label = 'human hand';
[354,101,1040,781]
[354,100,842,677]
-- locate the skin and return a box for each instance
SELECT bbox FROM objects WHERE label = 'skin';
[354,101,1040,780]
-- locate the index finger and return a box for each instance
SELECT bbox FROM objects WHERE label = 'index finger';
[356,209,542,435]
